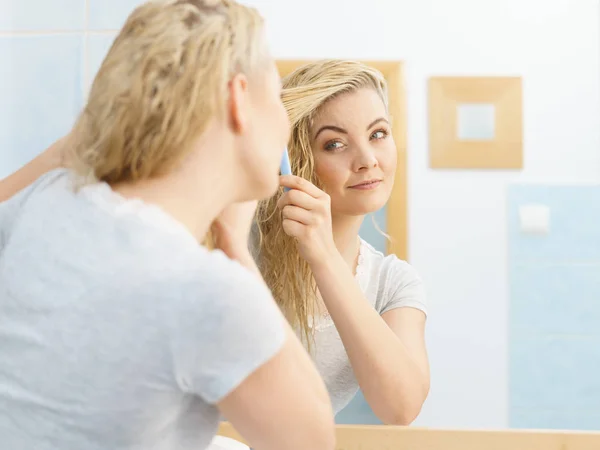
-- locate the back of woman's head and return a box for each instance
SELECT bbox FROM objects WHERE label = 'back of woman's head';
[71,0,266,184]
[256,59,388,345]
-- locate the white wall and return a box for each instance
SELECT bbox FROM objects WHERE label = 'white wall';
[245,0,600,428]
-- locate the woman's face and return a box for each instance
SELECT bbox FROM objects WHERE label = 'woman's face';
[310,88,397,217]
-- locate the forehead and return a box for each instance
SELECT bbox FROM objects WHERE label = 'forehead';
[312,88,387,130]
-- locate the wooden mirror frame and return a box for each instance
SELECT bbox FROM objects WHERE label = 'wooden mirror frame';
[219,422,600,450]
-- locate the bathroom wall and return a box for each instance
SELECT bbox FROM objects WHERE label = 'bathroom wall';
[508,185,600,430]
[1,0,599,430]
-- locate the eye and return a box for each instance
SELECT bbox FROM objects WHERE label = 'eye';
[370,129,388,140]
[324,140,345,152]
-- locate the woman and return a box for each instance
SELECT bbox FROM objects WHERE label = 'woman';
[256,59,430,425]
[0,1,335,449]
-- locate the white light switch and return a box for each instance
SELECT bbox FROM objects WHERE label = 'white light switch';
[519,204,550,235]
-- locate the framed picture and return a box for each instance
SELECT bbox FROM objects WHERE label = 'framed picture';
[429,77,523,169]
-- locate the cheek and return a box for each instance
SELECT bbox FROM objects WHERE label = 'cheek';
[314,158,347,191]
[379,144,398,176]
[277,103,290,139]
[262,102,289,158]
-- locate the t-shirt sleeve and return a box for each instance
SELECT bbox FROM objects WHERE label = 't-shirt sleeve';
[170,252,287,404]
[0,169,65,251]
[378,257,428,317]
[0,192,19,250]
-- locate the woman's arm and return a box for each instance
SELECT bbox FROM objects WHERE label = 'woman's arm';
[279,175,429,425]
[218,324,336,450]
[311,252,429,425]
[211,200,336,449]
[0,135,69,202]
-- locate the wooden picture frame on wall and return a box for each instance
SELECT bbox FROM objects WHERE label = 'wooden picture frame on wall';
[429,76,523,169]
[277,60,408,260]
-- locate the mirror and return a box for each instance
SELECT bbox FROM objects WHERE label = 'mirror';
[456,103,496,141]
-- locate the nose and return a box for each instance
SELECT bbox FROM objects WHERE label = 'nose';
[352,144,378,172]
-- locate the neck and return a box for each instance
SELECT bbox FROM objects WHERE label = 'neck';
[331,213,364,265]
[113,146,237,243]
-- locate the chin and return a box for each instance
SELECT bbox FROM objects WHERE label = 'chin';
[340,201,387,216]
[346,189,389,214]
[259,179,280,200]
[237,180,275,203]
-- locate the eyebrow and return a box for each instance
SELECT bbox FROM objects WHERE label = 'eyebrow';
[314,125,347,140]
[367,117,389,130]
[313,117,390,140]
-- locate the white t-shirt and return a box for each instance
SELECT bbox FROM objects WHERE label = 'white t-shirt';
[0,169,285,450]
[310,239,428,414]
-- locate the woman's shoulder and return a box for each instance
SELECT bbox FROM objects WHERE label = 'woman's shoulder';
[1,167,69,204]
[359,238,421,282]
[358,239,427,316]
[172,245,266,295]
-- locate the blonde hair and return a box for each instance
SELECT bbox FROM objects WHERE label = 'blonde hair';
[70,0,266,184]
[255,60,388,345]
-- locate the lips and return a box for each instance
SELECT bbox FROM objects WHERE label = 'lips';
[348,179,382,189]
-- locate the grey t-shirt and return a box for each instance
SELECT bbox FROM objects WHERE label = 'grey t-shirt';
[0,169,285,450]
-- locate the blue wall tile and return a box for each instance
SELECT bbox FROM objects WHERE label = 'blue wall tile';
[508,185,600,431]
[508,185,600,262]
[336,390,382,425]
[0,0,85,31]
[0,36,83,178]
[510,263,600,337]
[87,33,117,89]
[359,207,387,254]
[88,0,143,30]
[510,336,600,411]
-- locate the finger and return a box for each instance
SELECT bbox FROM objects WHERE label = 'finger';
[277,189,320,211]
[279,175,325,199]
[281,205,315,226]
[282,218,304,239]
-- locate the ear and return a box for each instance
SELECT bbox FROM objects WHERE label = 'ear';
[227,73,249,135]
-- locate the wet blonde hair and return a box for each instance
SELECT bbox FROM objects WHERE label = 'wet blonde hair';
[70,0,266,184]
[255,60,388,345]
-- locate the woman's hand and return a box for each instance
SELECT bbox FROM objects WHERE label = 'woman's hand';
[278,175,337,266]
[211,200,257,263]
